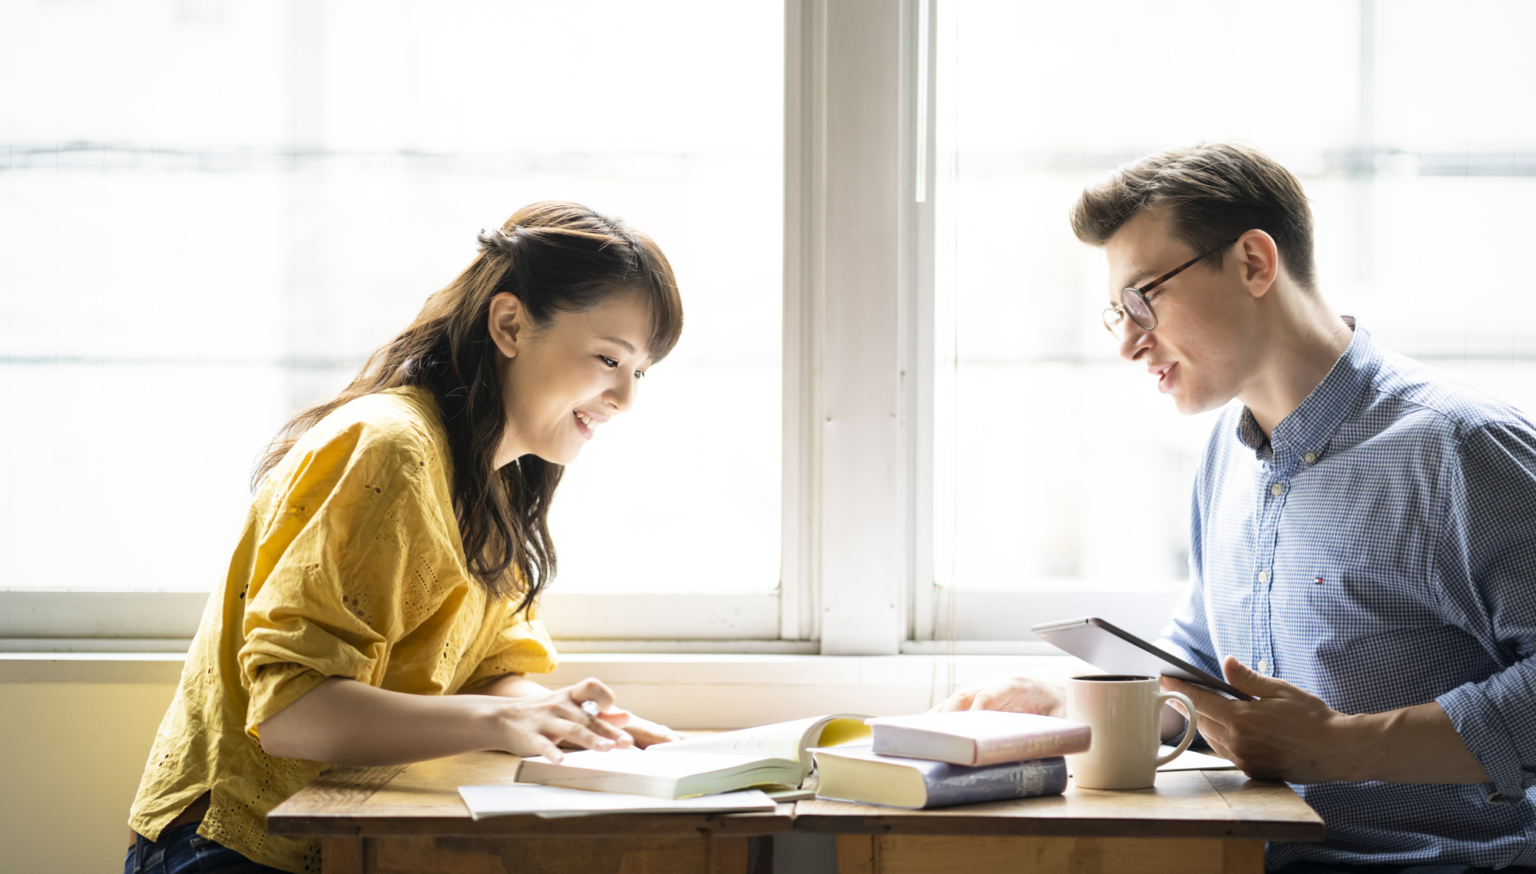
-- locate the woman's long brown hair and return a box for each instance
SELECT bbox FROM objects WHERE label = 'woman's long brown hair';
[252,201,683,612]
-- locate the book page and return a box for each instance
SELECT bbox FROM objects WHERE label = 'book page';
[651,714,870,761]
[649,714,871,778]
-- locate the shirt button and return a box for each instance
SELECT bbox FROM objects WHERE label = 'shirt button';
[1304,452,1316,464]
[1257,658,1269,673]
[1271,483,1284,496]
[1257,570,1269,583]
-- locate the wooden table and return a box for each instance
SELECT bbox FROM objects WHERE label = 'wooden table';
[266,750,792,874]
[269,753,1322,874]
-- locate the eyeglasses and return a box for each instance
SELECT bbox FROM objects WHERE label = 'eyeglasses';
[1101,238,1240,339]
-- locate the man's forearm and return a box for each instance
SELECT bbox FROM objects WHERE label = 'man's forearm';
[1341,701,1489,784]
[1167,659,1495,785]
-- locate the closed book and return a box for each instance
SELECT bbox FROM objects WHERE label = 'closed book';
[867,711,1091,766]
[812,744,1068,809]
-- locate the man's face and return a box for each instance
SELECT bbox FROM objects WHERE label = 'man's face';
[1104,210,1258,415]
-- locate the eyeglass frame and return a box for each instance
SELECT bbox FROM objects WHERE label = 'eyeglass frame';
[1101,236,1242,338]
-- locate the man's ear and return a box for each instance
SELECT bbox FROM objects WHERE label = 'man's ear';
[487,292,524,359]
[1235,230,1281,299]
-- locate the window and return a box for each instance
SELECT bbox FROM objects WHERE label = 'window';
[1,0,784,641]
[934,0,1536,643]
[11,0,1531,656]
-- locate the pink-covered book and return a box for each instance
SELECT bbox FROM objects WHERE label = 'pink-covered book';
[866,711,1092,766]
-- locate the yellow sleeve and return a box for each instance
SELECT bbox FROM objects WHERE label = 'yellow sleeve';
[238,420,451,738]
[463,604,560,689]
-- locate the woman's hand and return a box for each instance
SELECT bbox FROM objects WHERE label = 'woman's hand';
[465,673,679,750]
[490,678,635,762]
[930,676,1066,717]
[597,708,684,748]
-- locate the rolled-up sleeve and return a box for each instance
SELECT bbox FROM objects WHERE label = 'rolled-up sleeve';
[239,424,437,739]
[1432,422,1536,799]
[463,609,560,689]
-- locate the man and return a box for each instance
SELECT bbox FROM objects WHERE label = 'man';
[939,143,1536,872]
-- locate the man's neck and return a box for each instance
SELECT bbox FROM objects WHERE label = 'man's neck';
[1236,287,1354,439]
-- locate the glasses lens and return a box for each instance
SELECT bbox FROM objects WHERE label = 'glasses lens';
[1121,288,1156,331]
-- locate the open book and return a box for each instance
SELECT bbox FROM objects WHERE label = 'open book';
[515,713,870,799]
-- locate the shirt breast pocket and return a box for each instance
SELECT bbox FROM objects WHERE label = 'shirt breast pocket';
[1288,562,1440,653]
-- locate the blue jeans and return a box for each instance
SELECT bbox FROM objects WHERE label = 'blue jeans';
[123,823,287,874]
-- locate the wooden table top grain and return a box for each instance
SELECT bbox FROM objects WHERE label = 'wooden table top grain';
[794,770,1325,842]
[266,750,795,839]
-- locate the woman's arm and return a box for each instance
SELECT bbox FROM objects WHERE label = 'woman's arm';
[257,675,631,766]
[466,673,683,747]
[464,672,558,699]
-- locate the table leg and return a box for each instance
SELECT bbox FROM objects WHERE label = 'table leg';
[321,836,364,874]
[837,836,1267,874]
[837,835,876,874]
[709,835,751,874]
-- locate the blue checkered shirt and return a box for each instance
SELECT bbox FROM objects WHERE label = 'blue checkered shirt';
[1158,323,1536,869]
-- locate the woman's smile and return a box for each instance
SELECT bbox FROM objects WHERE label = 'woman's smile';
[573,409,607,439]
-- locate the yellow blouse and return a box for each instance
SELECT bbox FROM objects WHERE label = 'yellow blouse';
[128,386,558,874]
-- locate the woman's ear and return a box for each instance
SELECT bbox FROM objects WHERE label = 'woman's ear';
[487,292,524,359]
[1236,230,1281,299]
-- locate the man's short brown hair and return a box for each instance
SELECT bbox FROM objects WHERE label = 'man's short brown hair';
[1070,142,1317,290]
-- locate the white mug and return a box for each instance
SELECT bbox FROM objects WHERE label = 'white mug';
[1065,674,1198,790]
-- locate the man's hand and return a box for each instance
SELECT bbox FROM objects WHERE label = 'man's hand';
[1164,656,1491,785]
[930,676,1065,717]
[1163,657,1355,782]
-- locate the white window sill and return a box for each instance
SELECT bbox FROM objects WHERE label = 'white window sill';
[0,651,1091,726]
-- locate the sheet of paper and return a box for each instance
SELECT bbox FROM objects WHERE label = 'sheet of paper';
[523,748,783,777]
[458,785,777,821]
[1156,746,1237,771]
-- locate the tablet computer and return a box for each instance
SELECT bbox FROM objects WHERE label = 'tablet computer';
[1030,616,1253,701]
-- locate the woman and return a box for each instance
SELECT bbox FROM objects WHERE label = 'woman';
[125,202,684,874]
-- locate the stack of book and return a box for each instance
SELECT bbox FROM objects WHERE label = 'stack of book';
[809,711,1092,809]
[466,710,1093,819]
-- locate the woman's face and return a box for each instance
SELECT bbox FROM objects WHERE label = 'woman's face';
[489,290,654,467]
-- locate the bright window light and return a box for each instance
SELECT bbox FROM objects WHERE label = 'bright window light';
[0,0,784,594]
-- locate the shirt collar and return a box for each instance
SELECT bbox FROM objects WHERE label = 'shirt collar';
[1236,316,1379,465]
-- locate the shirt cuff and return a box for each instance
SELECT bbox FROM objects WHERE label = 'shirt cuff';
[1436,681,1527,800]
[244,663,331,742]
[463,618,560,689]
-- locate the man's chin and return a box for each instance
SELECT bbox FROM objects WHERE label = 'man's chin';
[1170,389,1230,417]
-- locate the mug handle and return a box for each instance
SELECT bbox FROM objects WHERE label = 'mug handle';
[1153,690,1199,767]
